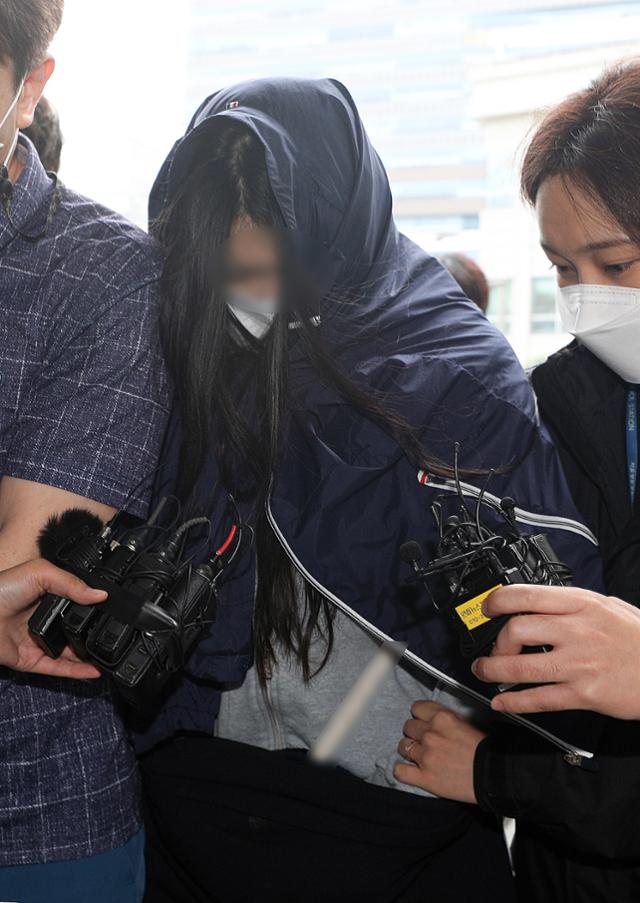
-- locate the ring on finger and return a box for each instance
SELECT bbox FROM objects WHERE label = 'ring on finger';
[404,738,418,760]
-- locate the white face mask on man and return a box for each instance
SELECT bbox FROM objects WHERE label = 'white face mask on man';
[556,283,640,384]
[227,291,278,340]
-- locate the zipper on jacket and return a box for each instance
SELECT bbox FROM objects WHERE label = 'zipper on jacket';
[266,496,594,763]
[418,471,599,546]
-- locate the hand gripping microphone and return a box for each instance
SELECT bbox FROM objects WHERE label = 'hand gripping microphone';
[29,499,246,705]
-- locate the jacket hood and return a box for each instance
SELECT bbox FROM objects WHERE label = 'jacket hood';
[149,76,509,385]
[150,76,401,300]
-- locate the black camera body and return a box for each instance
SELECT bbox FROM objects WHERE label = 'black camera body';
[29,502,242,706]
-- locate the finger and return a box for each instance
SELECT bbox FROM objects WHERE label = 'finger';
[491,682,579,715]
[483,585,586,619]
[472,651,561,685]
[410,700,448,722]
[403,718,430,742]
[29,561,108,605]
[29,657,102,680]
[394,762,423,788]
[491,625,525,657]
[397,737,421,762]
[58,646,87,666]
[490,614,563,651]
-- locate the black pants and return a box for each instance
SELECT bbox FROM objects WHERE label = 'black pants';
[514,824,640,903]
[141,734,516,903]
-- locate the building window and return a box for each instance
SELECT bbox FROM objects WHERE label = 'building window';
[488,280,513,334]
[531,276,561,333]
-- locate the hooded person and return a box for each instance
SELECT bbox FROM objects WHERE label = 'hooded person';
[136,77,602,903]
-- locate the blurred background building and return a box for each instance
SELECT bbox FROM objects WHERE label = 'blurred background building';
[46,0,640,365]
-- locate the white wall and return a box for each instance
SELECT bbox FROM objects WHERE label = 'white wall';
[46,0,191,227]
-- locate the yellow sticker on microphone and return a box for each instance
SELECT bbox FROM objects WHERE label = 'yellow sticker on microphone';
[455,585,503,631]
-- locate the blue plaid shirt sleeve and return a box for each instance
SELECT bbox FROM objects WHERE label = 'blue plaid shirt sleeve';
[2,275,170,519]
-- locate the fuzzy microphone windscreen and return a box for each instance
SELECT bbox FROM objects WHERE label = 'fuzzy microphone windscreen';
[38,508,104,565]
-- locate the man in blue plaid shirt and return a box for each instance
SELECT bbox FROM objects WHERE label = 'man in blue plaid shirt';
[0,2,170,901]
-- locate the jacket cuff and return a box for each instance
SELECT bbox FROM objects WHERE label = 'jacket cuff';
[474,734,515,816]
[474,725,553,818]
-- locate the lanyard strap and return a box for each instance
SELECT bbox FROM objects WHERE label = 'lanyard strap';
[627,388,638,503]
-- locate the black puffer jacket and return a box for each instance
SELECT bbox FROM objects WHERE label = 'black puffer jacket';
[475,341,640,903]
[534,342,640,601]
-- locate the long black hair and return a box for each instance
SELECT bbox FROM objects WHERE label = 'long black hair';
[156,119,447,681]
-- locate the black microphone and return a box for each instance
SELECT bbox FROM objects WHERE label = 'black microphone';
[400,540,423,566]
[38,508,105,566]
[29,509,115,658]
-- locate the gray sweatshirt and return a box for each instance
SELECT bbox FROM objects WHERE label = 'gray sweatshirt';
[215,604,478,797]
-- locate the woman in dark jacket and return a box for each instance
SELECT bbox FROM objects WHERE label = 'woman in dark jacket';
[137,77,601,903]
[401,59,640,903]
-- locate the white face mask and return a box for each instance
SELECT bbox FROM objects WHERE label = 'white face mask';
[0,81,24,172]
[556,283,640,384]
[227,291,278,340]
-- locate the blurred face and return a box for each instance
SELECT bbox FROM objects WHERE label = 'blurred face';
[224,218,281,301]
[0,57,55,177]
[537,174,640,289]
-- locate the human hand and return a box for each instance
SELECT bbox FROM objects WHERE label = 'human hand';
[395,701,485,803]
[0,559,106,678]
[471,585,640,720]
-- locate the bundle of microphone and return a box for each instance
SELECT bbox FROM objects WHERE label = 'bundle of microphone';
[28,498,244,706]
[401,450,573,678]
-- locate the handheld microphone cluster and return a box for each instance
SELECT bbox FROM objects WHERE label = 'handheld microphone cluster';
[400,447,572,680]
[29,499,246,706]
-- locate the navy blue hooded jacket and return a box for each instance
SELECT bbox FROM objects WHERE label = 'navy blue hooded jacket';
[139,77,602,753]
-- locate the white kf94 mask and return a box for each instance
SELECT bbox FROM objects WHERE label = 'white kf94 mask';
[556,283,640,384]
[227,292,278,340]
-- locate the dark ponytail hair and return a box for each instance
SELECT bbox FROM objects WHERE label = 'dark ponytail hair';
[155,119,447,681]
[521,58,640,244]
